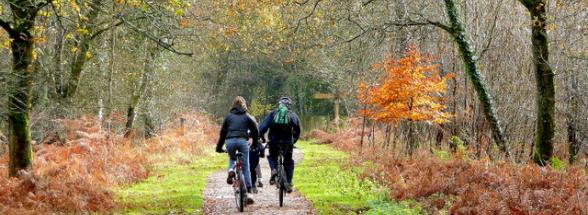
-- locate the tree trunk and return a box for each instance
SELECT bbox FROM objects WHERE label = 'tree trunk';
[60,0,102,99]
[125,46,158,138]
[518,0,555,165]
[105,15,116,133]
[567,72,579,163]
[443,0,510,157]
[52,24,65,97]
[142,101,156,139]
[124,71,148,138]
[360,104,367,152]
[407,121,416,155]
[2,1,44,177]
[142,53,157,139]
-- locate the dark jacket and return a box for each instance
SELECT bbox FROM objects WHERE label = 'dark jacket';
[259,110,301,144]
[216,108,260,150]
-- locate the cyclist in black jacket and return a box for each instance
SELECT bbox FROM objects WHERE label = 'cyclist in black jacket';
[216,96,260,204]
[259,97,301,193]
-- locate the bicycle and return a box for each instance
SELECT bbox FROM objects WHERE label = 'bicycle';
[275,144,288,207]
[226,151,247,212]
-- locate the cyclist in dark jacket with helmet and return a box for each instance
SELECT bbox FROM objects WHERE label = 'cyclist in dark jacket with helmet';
[216,96,260,204]
[259,97,301,193]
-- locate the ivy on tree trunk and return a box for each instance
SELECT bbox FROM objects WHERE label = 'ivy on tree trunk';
[442,0,510,157]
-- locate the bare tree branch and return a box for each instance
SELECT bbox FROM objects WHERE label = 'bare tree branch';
[89,20,124,40]
[385,19,453,35]
[294,0,310,5]
[478,0,504,60]
[0,18,17,38]
[293,0,323,33]
[49,0,65,29]
[120,16,193,56]
[362,0,378,6]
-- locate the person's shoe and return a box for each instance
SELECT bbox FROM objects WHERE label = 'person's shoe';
[269,169,277,185]
[284,182,293,193]
[246,196,255,205]
[226,171,235,185]
[251,187,258,194]
[257,180,264,188]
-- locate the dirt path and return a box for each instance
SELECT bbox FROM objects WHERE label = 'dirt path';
[203,148,316,215]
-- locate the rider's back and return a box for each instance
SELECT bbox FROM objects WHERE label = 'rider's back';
[265,110,301,144]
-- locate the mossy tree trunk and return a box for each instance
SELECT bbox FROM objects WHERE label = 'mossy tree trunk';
[442,0,510,158]
[59,0,103,99]
[518,0,555,165]
[0,0,49,177]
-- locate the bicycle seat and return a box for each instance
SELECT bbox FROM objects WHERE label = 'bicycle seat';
[235,152,243,157]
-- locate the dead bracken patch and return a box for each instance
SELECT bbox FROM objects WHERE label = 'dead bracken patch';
[0,113,217,214]
[309,123,588,215]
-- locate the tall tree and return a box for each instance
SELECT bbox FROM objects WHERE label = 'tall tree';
[566,71,579,163]
[517,0,555,165]
[0,0,50,177]
[441,0,511,157]
[124,45,159,138]
[59,0,103,99]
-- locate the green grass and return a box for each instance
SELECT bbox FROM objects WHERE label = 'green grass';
[296,141,424,215]
[116,150,225,214]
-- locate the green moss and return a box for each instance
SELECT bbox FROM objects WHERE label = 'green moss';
[116,151,225,214]
[296,142,424,215]
[550,156,567,171]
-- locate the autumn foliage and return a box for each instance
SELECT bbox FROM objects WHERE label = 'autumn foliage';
[307,123,588,215]
[359,47,452,124]
[0,113,217,214]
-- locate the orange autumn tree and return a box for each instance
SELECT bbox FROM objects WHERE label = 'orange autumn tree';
[358,47,453,154]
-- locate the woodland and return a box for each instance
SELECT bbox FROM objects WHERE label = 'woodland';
[0,0,587,214]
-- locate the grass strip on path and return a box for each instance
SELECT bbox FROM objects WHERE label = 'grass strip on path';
[296,141,424,215]
[116,149,225,214]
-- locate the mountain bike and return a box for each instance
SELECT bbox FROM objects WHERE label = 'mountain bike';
[227,151,247,212]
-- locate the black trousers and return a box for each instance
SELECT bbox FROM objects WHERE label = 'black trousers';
[267,142,294,184]
[249,147,260,187]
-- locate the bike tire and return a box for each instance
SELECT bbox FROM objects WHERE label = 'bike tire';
[239,172,246,212]
[278,167,286,207]
[279,184,284,207]
[234,177,242,212]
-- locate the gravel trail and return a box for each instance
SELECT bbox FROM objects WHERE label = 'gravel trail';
[203,148,315,215]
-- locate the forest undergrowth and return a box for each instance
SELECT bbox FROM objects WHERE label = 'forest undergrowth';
[0,113,217,214]
[308,120,588,215]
